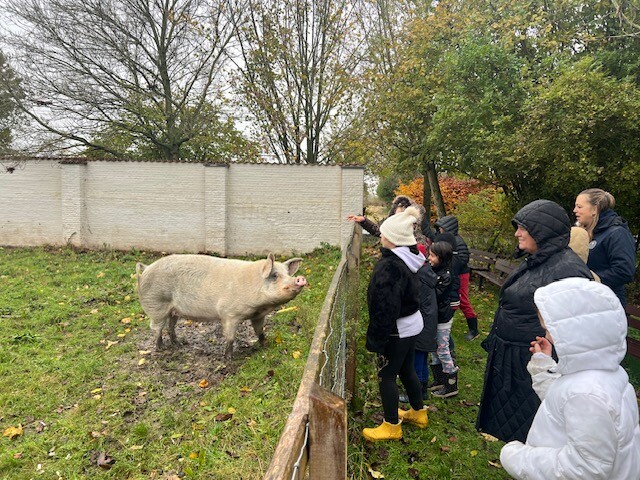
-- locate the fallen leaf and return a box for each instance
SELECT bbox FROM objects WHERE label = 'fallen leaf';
[470,450,478,457]
[198,379,209,388]
[215,413,233,422]
[227,407,237,414]
[3,425,23,439]
[105,340,119,350]
[138,358,147,366]
[129,445,144,450]
[90,309,99,314]
[96,272,105,278]
[13,453,23,459]
[292,350,301,359]
[367,465,385,478]
[488,460,502,468]
[430,436,437,443]
[139,350,152,356]
[121,317,131,324]
[189,452,199,459]
[35,421,46,433]
[90,451,114,469]
[448,436,458,442]
[440,446,450,453]
[407,467,420,478]
[481,432,499,442]
[225,450,240,459]
[91,388,103,395]
[276,306,299,314]
[239,386,252,394]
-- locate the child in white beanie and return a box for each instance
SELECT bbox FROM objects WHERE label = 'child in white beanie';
[500,278,640,479]
[363,206,429,441]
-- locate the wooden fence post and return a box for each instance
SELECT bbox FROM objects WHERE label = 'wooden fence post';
[308,382,346,480]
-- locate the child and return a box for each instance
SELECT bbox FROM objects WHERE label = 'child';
[500,278,640,479]
[427,240,459,398]
[362,206,429,441]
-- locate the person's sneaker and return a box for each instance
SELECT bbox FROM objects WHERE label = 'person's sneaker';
[464,330,480,341]
[432,372,458,398]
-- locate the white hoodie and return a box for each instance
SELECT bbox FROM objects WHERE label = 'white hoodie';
[500,278,640,480]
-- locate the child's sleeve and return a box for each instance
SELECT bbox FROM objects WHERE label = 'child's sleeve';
[500,395,617,479]
[527,352,560,400]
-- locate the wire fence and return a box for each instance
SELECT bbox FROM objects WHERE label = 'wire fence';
[263,224,362,480]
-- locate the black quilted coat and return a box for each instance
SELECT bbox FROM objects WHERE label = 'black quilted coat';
[415,263,438,353]
[476,200,593,443]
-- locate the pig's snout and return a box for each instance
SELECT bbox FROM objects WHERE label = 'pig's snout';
[295,276,307,287]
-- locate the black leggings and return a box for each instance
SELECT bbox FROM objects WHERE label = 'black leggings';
[377,335,422,423]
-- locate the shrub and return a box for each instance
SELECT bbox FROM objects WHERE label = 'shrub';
[454,187,515,255]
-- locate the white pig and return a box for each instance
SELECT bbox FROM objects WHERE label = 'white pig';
[136,253,307,357]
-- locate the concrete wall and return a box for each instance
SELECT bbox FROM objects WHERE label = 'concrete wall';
[0,159,364,255]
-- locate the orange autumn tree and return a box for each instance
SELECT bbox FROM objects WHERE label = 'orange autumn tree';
[395,176,485,220]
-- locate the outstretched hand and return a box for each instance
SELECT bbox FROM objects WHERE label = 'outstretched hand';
[346,214,365,223]
[530,336,552,357]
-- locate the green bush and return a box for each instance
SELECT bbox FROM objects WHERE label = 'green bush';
[454,188,515,255]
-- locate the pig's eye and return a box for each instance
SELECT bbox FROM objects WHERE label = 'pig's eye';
[270,272,279,280]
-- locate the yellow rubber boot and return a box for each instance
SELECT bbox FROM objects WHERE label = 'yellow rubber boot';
[362,420,403,441]
[398,407,429,428]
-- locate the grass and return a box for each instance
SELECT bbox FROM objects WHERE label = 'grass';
[347,241,640,480]
[2,243,637,480]
[0,244,341,480]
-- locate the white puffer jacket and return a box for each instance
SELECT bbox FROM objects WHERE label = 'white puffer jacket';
[500,278,640,480]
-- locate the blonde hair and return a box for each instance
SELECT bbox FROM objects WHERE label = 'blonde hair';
[579,188,616,239]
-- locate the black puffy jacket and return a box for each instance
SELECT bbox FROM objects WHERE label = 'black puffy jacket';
[366,248,421,354]
[476,200,593,443]
[415,263,438,352]
[434,215,471,275]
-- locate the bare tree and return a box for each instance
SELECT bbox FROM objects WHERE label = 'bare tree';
[1,0,241,160]
[230,0,366,164]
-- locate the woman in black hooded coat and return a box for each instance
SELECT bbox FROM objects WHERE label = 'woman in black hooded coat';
[476,200,593,443]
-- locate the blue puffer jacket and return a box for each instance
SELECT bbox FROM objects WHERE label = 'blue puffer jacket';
[586,209,636,305]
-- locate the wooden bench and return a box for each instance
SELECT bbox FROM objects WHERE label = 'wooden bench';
[626,303,640,360]
[469,248,498,273]
[473,258,519,289]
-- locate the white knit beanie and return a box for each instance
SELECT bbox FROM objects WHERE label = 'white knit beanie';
[380,206,420,246]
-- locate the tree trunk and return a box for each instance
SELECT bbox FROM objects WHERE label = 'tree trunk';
[426,159,446,219]
[421,155,432,225]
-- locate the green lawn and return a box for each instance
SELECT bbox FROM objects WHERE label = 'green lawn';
[0,245,341,480]
[347,242,640,480]
[1,244,636,480]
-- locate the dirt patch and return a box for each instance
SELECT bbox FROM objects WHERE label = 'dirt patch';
[126,318,266,399]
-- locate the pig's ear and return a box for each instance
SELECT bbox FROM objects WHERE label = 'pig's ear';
[284,258,303,275]
[262,253,276,278]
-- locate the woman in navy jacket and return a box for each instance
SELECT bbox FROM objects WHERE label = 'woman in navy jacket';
[574,188,636,305]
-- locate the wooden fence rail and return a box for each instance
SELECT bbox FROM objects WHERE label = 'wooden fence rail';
[263,224,362,480]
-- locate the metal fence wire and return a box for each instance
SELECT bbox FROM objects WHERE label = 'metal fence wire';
[318,264,348,397]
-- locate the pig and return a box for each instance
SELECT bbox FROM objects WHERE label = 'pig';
[135,253,307,357]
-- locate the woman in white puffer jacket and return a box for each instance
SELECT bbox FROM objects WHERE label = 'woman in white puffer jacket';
[500,278,640,480]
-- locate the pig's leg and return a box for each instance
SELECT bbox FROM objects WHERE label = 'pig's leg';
[167,313,183,347]
[250,316,267,347]
[222,317,241,358]
[149,316,167,350]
